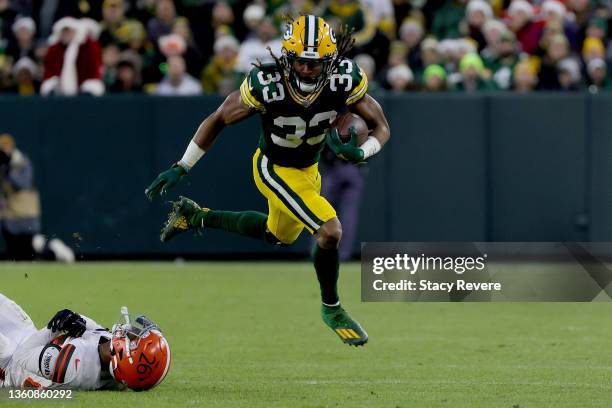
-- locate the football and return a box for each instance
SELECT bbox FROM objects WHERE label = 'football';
[333,112,369,144]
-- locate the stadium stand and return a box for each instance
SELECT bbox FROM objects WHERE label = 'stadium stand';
[0,0,611,95]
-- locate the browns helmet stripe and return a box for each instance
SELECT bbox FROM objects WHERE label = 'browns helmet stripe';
[51,344,75,383]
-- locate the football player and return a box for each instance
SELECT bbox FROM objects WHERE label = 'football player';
[0,294,171,390]
[146,15,391,346]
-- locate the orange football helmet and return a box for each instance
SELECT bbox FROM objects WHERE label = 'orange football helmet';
[109,309,171,391]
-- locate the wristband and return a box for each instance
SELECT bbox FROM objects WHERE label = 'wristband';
[178,140,205,171]
[360,136,381,160]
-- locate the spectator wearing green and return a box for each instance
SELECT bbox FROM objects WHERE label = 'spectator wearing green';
[453,53,495,92]
[431,0,466,40]
[421,64,447,92]
[586,17,607,41]
[483,30,520,90]
[586,59,612,93]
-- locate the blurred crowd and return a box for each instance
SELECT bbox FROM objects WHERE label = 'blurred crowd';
[0,0,611,96]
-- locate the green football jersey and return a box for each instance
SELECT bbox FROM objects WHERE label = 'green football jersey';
[239,58,368,168]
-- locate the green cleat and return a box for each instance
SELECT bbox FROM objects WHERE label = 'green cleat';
[321,305,368,346]
[160,196,208,242]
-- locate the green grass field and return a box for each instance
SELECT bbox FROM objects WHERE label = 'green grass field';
[2,261,612,407]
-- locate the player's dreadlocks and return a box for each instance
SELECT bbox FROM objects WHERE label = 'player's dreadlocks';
[333,24,356,63]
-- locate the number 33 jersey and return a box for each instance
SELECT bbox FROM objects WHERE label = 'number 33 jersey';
[239,58,368,168]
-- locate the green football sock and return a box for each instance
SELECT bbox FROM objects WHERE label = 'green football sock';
[312,244,340,305]
[191,210,268,241]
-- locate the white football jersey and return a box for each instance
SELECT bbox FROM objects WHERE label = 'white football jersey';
[42,329,119,390]
[1,315,121,390]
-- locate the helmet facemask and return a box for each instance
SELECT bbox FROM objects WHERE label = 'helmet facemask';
[281,52,337,96]
[110,314,160,362]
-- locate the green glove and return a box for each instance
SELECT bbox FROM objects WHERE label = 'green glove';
[325,127,365,164]
[145,164,187,200]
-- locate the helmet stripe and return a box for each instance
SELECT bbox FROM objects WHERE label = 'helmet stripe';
[307,15,316,49]
[313,16,319,48]
[153,335,171,387]
[303,17,309,49]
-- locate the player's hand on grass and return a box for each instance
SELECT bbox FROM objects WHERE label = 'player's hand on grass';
[325,127,365,164]
[145,164,187,200]
[47,309,86,338]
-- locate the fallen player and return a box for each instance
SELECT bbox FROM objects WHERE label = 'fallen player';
[0,294,171,390]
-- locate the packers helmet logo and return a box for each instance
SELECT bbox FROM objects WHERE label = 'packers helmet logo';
[329,28,336,44]
[283,23,293,41]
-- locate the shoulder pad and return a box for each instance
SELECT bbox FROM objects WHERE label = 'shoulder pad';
[240,64,284,110]
[330,58,368,105]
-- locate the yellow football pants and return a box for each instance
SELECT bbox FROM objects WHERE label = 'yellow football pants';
[252,148,336,244]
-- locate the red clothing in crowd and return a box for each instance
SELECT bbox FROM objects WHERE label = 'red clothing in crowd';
[43,38,103,84]
[514,21,545,55]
